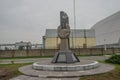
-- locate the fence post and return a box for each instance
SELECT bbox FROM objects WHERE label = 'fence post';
[112,47,115,54]
[90,48,92,56]
[39,49,41,56]
[0,50,2,58]
[26,49,29,57]
[79,47,80,56]
[101,48,104,55]
[11,50,15,58]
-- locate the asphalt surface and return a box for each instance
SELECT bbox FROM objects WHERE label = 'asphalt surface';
[0,55,110,64]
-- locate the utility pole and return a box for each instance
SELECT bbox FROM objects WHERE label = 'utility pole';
[73,0,76,48]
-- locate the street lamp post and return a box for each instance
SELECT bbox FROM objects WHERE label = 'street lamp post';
[73,0,76,48]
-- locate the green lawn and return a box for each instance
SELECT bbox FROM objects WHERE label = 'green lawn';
[0,63,32,80]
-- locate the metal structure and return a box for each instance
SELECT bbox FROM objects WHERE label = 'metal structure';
[0,43,43,50]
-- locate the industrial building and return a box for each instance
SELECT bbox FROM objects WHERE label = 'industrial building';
[92,11,120,48]
[0,41,43,50]
[43,29,96,49]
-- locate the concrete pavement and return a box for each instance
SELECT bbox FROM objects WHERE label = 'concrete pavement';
[0,55,110,64]
[10,75,79,80]
[9,55,114,80]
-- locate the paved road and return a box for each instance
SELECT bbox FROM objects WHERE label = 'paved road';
[0,58,51,64]
[10,75,79,80]
[0,55,111,64]
[9,55,112,80]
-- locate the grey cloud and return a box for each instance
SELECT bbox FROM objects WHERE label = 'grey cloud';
[0,0,120,44]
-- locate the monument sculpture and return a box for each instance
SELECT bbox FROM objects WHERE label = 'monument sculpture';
[32,11,100,71]
[52,11,80,63]
[16,11,114,80]
[31,11,100,71]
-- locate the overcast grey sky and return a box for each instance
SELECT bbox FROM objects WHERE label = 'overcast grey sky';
[0,0,120,44]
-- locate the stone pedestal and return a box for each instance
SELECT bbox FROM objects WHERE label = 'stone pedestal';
[52,50,79,63]
[60,38,69,50]
[33,60,99,71]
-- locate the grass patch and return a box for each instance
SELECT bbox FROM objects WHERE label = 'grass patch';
[105,55,120,64]
[0,63,32,80]
[80,63,120,80]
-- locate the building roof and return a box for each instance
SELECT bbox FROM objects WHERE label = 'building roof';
[92,11,120,45]
[45,29,95,38]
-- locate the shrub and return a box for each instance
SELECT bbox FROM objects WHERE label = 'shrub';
[105,55,120,64]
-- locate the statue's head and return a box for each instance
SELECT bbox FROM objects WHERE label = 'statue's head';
[58,11,70,39]
[60,11,69,29]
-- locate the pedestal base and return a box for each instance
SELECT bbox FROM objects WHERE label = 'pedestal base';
[33,60,99,71]
[51,50,80,63]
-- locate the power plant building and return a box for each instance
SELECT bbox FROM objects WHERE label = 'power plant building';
[43,29,96,49]
[92,11,120,48]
